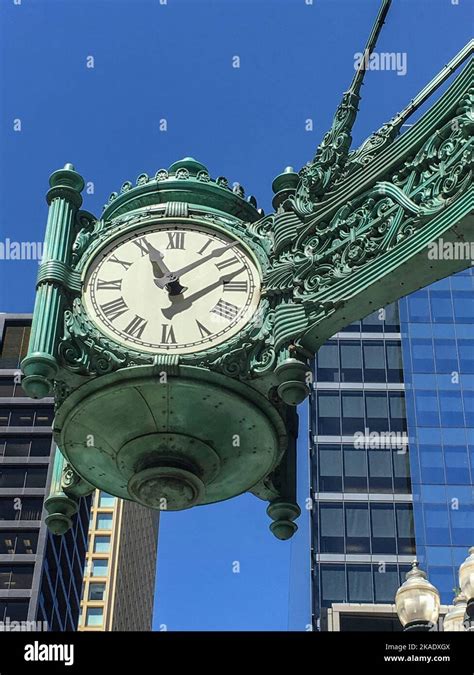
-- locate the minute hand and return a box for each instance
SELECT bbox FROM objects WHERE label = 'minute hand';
[166,242,238,281]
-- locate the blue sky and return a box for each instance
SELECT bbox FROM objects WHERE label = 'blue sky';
[0,0,472,630]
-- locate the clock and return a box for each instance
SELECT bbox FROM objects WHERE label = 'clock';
[82,222,261,355]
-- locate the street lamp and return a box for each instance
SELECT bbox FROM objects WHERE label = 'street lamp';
[459,546,474,632]
[443,593,467,632]
[395,560,440,632]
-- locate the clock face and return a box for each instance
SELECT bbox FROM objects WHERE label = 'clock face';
[82,223,261,354]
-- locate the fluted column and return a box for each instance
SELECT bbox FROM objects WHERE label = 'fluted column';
[21,163,84,398]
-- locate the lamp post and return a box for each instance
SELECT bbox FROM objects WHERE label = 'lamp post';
[395,560,440,632]
[395,548,474,632]
[459,547,474,632]
[443,593,468,632]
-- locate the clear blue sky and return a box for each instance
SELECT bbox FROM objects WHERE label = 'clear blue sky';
[0,0,472,630]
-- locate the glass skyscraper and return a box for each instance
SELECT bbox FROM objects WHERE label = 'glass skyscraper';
[399,268,474,604]
[310,268,474,630]
[0,314,90,630]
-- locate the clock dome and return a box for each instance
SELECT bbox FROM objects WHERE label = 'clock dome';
[101,157,261,223]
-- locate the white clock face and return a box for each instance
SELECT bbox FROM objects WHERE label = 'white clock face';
[82,223,261,354]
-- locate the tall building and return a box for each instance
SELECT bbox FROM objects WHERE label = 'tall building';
[0,314,159,631]
[0,314,89,630]
[398,268,474,602]
[78,490,158,631]
[310,303,414,631]
[310,269,474,630]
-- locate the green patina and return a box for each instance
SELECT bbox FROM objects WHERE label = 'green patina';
[21,0,474,538]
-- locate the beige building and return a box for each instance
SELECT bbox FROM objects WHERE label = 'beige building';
[78,490,159,631]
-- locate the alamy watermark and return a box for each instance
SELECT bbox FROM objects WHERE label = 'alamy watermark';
[354,51,407,76]
[0,617,48,631]
[0,238,44,261]
[354,427,409,451]
[427,238,474,264]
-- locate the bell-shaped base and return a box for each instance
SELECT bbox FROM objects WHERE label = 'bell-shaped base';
[53,365,288,513]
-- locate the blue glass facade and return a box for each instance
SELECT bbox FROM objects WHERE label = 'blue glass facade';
[399,269,474,604]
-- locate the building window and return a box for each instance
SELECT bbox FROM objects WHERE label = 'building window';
[433,339,458,373]
[368,449,393,493]
[319,504,344,553]
[91,559,109,577]
[411,338,435,372]
[93,536,111,553]
[414,391,439,427]
[88,582,106,601]
[0,600,29,622]
[347,565,373,603]
[96,513,113,530]
[0,564,34,589]
[452,291,474,323]
[370,504,396,554]
[0,437,51,457]
[340,342,362,382]
[317,393,341,435]
[373,565,400,603]
[85,607,103,626]
[341,392,364,435]
[361,310,384,333]
[343,446,367,492]
[0,532,38,555]
[407,293,430,322]
[388,393,407,432]
[396,504,416,554]
[320,565,346,607]
[458,340,474,373]
[318,445,342,492]
[0,325,31,369]
[430,291,454,323]
[0,378,14,397]
[0,408,53,428]
[363,341,386,382]
[0,497,43,521]
[393,449,411,493]
[316,343,339,382]
[345,503,370,554]
[439,391,464,427]
[98,493,115,508]
[386,341,404,382]
[444,445,470,484]
[365,393,389,432]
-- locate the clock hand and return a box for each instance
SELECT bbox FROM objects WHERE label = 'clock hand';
[145,240,187,295]
[161,241,238,285]
[161,268,245,321]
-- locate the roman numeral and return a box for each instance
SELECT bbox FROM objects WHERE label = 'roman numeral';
[161,324,177,344]
[196,320,212,339]
[100,297,128,321]
[133,238,151,256]
[211,299,240,321]
[109,255,132,270]
[215,256,239,271]
[166,232,186,249]
[124,315,147,339]
[197,239,213,256]
[97,279,123,291]
[223,280,248,292]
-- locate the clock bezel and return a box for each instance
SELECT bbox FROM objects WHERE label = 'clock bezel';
[80,215,265,357]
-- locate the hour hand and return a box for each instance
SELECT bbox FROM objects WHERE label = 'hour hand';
[146,242,186,295]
